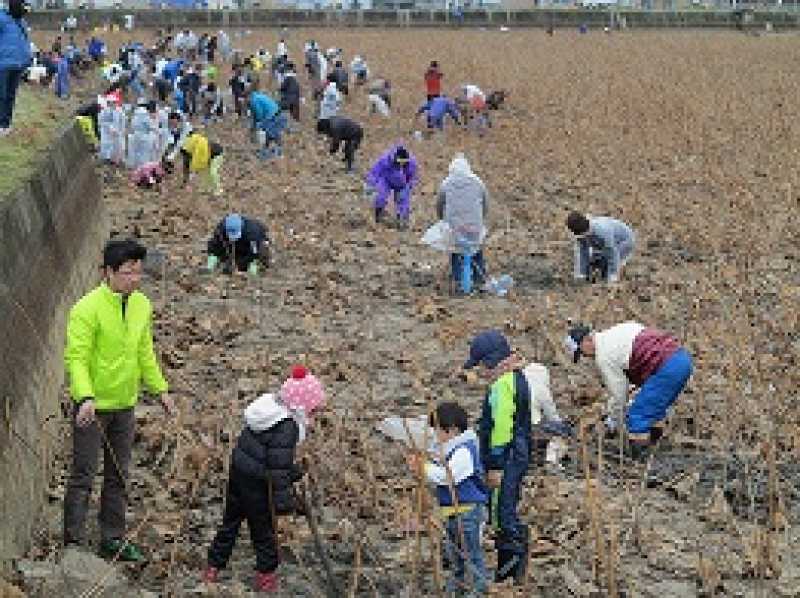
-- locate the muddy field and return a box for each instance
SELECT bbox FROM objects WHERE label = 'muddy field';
[18,27,800,597]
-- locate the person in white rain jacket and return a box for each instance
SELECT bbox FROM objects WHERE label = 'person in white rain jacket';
[126,102,159,169]
[98,96,126,164]
[276,38,287,58]
[318,76,341,123]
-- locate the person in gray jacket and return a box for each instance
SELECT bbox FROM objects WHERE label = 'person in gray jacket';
[436,153,489,287]
[567,211,635,283]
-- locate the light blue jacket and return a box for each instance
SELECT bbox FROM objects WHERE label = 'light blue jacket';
[586,216,636,278]
[0,12,32,70]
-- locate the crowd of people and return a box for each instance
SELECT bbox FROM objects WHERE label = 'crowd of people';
[0,10,696,596]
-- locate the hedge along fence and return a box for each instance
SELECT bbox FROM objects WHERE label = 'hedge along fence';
[24,8,800,30]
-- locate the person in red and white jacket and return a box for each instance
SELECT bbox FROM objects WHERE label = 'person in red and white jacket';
[565,321,693,457]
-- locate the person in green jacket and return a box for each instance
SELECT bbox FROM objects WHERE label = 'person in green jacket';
[63,238,173,561]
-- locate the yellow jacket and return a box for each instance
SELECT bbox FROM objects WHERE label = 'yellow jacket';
[182,132,211,172]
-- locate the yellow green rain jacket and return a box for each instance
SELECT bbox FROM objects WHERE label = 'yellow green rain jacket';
[182,132,211,172]
[65,283,168,411]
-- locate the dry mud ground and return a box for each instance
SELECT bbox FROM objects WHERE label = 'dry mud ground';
[19,27,800,597]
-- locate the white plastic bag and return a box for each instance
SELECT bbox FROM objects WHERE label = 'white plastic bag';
[421,220,453,253]
[376,416,436,453]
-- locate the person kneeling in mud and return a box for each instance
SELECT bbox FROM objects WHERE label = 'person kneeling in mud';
[180,129,224,196]
[206,213,271,276]
[204,366,326,593]
[317,116,363,173]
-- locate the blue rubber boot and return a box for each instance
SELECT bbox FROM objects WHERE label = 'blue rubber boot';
[460,253,473,294]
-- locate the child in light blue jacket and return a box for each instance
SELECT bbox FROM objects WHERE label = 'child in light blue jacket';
[567,211,636,282]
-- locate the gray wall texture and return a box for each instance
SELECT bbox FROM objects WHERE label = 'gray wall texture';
[0,122,107,574]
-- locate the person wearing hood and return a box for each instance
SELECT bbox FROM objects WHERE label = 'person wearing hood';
[565,322,693,460]
[317,116,363,173]
[350,54,368,86]
[463,330,531,585]
[204,366,326,593]
[366,144,419,229]
[98,94,127,164]
[278,62,300,121]
[317,74,341,124]
[126,101,160,170]
[436,153,489,289]
[407,402,489,595]
[206,213,271,276]
[417,95,461,132]
[566,211,636,283]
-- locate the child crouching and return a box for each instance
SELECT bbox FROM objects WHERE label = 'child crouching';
[408,402,489,596]
[204,366,326,593]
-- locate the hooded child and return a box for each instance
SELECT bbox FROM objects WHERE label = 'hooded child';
[204,366,326,593]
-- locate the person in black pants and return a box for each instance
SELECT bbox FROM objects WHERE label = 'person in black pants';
[316,116,363,173]
[279,63,301,122]
[204,367,326,593]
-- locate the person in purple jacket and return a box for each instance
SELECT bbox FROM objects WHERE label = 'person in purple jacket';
[565,321,693,460]
[365,144,418,229]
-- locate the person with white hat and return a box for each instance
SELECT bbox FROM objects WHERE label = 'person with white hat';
[204,366,326,593]
[564,321,693,459]
[206,213,271,276]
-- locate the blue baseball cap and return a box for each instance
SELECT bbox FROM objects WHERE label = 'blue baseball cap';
[463,330,511,370]
[224,214,243,241]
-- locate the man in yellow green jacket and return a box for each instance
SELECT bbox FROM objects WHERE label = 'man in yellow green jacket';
[63,239,173,561]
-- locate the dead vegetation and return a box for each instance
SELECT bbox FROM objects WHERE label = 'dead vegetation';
[11,27,800,597]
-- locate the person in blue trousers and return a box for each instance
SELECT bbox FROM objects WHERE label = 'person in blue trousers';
[407,402,489,595]
[565,321,693,460]
[0,0,32,135]
[249,90,287,159]
[417,95,461,132]
[55,53,70,99]
[464,330,531,585]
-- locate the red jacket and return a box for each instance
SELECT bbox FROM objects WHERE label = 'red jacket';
[425,67,443,95]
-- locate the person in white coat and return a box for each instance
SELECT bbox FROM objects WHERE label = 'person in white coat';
[98,95,126,164]
[317,76,341,124]
[565,321,693,459]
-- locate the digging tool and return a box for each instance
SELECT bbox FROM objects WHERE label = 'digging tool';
[298,482,341,598]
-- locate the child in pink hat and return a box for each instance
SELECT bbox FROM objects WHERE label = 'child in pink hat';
[204,365,326,593]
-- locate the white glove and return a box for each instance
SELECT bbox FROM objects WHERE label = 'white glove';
[76,400,96,428]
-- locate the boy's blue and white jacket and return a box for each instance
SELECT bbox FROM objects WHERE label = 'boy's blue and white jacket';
[425,429,489,507]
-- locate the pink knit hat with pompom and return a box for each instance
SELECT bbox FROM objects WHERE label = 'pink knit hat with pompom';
[280,365,326,414]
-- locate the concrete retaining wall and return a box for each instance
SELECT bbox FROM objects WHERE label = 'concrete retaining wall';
[0,123,107,574]
[25,7,800,29]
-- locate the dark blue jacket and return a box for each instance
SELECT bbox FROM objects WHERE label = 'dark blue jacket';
[0,12,32,70]
[435,434,489,507]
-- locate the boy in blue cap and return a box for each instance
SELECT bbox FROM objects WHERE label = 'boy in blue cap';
[463,330,531,585]
[207,214,271,276]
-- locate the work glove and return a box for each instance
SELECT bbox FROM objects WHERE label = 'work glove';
[75,399,96,428]
[247,261,259,276]
[604,415,619,438]
[206,255,219,271]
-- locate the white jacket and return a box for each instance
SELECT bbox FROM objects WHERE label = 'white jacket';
[593,321,645,417]
[424,429,479,486]
[522,363,561,426]
[319,82,341,120]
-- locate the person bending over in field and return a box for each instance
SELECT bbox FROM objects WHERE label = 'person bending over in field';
[565,322,693,460]
[206,213,271,276]
[566,211,636,283]
[317,116,363,173]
